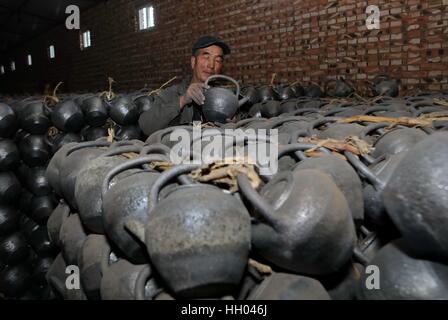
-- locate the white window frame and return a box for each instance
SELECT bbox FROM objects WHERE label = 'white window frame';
[81,30,91,50]
[10,61,15,71]
[27,54,32,66]
[0,65,5,74]
[48,45,55,59]
[138,6,155,30]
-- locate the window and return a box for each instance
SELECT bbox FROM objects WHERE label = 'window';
[0,65,4,74]
[10,61,15,71]
[48,45,55,59]
[27,54,32,66]
[138,6,155,30]
[81,30,91,50]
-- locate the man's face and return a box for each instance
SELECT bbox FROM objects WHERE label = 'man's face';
[191,45,224,83]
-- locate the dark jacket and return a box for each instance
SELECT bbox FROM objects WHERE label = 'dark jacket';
[138,76,202,136]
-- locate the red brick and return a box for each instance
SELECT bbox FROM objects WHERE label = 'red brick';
[0,0,446,93]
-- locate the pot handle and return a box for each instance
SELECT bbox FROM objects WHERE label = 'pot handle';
[235,118,266,129]
[65,140,111,157]
[360,122,391,140]
[344,151,385,190]
[101,155,170,200]
[205,75,240,98]
[140,143,171,156]
[311,116,340,130]
[190,129,225,147]
[363,105,394,115]
[223,135,277,166]
[278,143,332,164]
[289,129,311,144]
[296,100,327,110]
[323,107,342,117]
[148,164,202,211]
[237,174,280,230]
[412,106,442,117]
[144,136,199,184]
[139,143,172,171]
[293,108,320,116]
[157,125,193,145]
[111,140,144,147]
[100,145,143,157]
[278,143,331,158]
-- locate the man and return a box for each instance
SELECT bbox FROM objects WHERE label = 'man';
[139,36,231,137]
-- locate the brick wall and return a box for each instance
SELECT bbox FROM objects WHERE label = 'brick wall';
[0,0,447,95]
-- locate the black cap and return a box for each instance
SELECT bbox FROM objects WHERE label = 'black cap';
[192,36,231,56]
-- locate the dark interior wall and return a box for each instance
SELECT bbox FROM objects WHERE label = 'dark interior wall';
[0,0,447,95]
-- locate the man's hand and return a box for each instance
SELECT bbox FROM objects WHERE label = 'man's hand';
[180,83,208,109]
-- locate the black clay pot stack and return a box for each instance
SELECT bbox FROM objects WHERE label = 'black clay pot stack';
[2,79,448,301]
[0,103,31,299]
[0,100,60,300]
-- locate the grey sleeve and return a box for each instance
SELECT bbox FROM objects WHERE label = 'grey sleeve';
[138,86,182,137]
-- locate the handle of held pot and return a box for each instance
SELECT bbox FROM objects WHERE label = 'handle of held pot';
[237,173,284,230]
[205,75,240,98]
[101,155,170,200]
[148,164,202,211]
[344,151,385,190]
